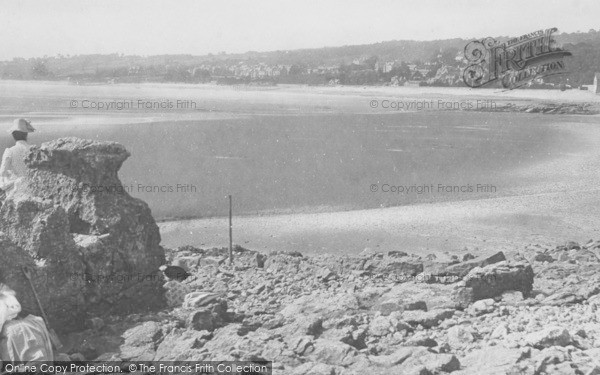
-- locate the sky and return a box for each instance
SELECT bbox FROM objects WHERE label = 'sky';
[0,0,599,60]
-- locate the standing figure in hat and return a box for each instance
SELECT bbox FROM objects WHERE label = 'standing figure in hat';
[0,119,35,194]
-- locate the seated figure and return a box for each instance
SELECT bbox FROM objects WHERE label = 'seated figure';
[0,284,53,363]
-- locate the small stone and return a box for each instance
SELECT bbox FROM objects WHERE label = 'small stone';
[463,253,476,261]
[291,362,335,375]
[369,346,417,367]
[54,353,71,361]
[501,291,524,305]
[402,351,461,373]
[468,298,495,316]
[188,309,214,331]
[406,332,438,347]
[402,309,455,328]
[289,336,314,355]
[542,292,584,306]
[182,292,221,309]
[119,321,163,361]
[369,316,393,337]
[565,241,581,250]
[361,248,377,257]
[308,339,358,366]
[443,251,506,277]
[69,353,86,361]
[447,325,474,348]
[388,250,409,258]
[404,301,427,311]
[525,326,572,348]
[255,253,266,268]
[316,267,336,281]
[533,252,555,263]
[491,323,509,339]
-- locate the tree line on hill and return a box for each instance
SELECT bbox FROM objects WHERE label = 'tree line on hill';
[1,30,599,88]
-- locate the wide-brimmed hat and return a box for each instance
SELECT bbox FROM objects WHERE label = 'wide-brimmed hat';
[7,118,35,134]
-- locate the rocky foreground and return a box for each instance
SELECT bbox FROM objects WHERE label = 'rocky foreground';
[60,240,600,375]
[0,138,165,330]
[8,137,600,373]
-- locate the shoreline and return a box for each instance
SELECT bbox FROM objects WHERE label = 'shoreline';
[2,79,600,102]
[1,80,599,256]
[158,114,600,255]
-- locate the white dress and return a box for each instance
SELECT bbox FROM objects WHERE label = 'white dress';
[0,140,30,192]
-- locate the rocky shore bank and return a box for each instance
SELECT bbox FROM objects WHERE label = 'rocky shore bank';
[473,101,600,115]
[62,240,600,375]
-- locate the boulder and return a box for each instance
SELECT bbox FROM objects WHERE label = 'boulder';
[571,250,599,263]
[501,291,524,305]
[402,309,455,328]
[0,138,166,331]
[176,298,230,331]
[524,326,572,349]
[320,327,366,349]
[188,309,216,331]
[171,255,201,271]
[405,332,438,347]
[291,362,337,375]
[154,329,212,360]
[533,252,555,263]
[307,339,359,366]
[288,315,324,336]
[490,323,509,340]
[528,347,572,374]
[375,282,459,311]
[287,335,314,356]
[119,321,163,361]
[423,259,459,276]
[279,292,359,320]
[564,241,581,250]
[447,325,474,348]
[468,298,495,316]
[453,261,534,305]
[369,346,419,367]
[0,233,42,309]
[369,316,393,337]
[388,250,408,258]
[542,292,584,306]
[183,292,221,309]
[373,299,427,316]
[375,259,423,277]
[401,350,461,374]
[0,198,86,329]
[367,315,411,338]
[442,251,506,278]
[453,347,523,374]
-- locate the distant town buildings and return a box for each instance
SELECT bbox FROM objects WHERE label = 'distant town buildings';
[107,49,468,87]
[2,49,590,90]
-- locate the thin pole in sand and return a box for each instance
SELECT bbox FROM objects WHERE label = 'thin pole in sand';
[228,194,233,265]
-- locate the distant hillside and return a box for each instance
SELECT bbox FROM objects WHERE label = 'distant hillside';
[217,38,468,66]
[167,31,597,66]
[1,29,599,87]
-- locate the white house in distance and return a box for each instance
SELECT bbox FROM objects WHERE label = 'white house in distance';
[582,73,600,93]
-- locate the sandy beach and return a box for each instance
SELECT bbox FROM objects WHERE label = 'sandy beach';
[151,87,600,255]
[158,181,600,256]
[1,80,600,255]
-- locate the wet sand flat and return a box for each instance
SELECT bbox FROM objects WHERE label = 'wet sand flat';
[1,81,599,254]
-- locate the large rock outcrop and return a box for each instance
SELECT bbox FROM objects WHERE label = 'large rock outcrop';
[0,138,166,331]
